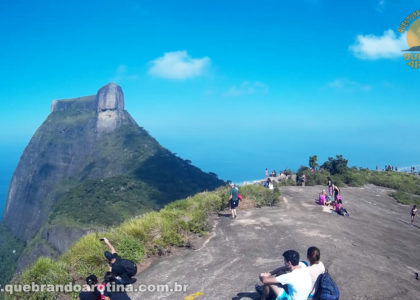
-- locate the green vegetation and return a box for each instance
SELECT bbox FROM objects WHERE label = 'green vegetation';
[240,185,281,207]
[308,155,319,170]
[15,258,71,300]
[50,176,162,227]
[11,185,280,299]
[0,225,25,287]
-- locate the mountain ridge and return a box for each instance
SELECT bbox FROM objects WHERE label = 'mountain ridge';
[0,83,224,284]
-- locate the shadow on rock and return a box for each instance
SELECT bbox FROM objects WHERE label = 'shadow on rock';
[218,212,233,218]
[232,291,260,300]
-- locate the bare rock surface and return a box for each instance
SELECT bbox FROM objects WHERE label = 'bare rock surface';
[130,185,420,300]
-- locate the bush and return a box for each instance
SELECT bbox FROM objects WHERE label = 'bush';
[390,191,420,205]
[61,234,108,279]
[240,185,280,207]
[15,257,71,300]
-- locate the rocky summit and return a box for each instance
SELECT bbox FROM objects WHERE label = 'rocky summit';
[0,83,223,281]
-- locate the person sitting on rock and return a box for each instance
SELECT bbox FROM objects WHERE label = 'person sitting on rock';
[103,272,131,300]
[335,199,350,216]
[101,238,137,285]
[258,250,312,300]
[306,246,325,298]
[318,190,326,205]
[77,275,101,300]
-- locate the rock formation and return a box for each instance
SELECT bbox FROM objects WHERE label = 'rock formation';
[0,83,223,278]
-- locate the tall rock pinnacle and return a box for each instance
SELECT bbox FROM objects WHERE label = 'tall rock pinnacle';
[96,83,125,133]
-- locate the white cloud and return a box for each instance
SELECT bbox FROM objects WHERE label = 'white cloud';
[113,65,138,82]
[349,29,407,59]
[148,51,210,79]
[224,81,269,97]
[327,79,371,92]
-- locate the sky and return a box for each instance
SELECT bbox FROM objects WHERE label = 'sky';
[1,0,420,211]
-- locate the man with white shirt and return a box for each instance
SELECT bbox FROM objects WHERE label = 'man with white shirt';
[259,250,312,300]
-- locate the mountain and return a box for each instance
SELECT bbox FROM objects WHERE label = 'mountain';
[0,83,223,283]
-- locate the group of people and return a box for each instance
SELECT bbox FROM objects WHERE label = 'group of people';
[318,179,349,217]
[255,247,330,300]
[265,168,290,179]
[77,238,137,300]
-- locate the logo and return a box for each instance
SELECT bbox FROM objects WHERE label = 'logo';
[184,291,204,300]
[399,9,420,68]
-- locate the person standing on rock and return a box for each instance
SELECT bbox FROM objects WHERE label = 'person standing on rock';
[333,184,340,201]
[228,183,239,219]
[411,205,417,225]
[265,168,269,178]
[301,174,306,187]
[327,178,334,196]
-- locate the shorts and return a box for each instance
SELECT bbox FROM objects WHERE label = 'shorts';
[276,288,292,300]
[230,200,238,209]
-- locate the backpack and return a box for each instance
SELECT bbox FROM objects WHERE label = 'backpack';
[313,270,340,300]
[121,259,137,277]
[237,193,243,201]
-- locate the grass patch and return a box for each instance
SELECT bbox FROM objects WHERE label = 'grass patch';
[13,257,71,300]
[240,185,280,207]
[15,185,279,299]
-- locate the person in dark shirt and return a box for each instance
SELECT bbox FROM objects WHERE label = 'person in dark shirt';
[103,272,131,300]
[228,183,239,219]
[102,238,137,285]
[77,275,101,300]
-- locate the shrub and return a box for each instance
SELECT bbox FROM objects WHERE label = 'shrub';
[15,257,71,300]
[61,233,108,279]
[240,185,280,207]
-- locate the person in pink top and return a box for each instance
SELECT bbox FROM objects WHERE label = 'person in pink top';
[318,190,326,205]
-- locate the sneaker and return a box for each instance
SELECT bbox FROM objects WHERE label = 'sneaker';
[255,284,264,294]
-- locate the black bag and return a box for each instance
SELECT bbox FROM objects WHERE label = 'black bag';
[121,259,137,277]
[313,269,340,300]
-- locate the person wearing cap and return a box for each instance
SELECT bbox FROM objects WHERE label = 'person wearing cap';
[102,238,137,285]
[77,274,101,300]
[228,183,239,219]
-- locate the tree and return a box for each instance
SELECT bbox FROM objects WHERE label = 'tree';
[309,155,319,170]
[321,155,348,175]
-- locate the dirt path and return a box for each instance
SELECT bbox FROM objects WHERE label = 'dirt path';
[129,185,420,300]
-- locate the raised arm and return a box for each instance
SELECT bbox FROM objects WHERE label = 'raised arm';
[102,238,116,254]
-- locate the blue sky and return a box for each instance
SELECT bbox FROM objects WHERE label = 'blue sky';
[1,0,420,195]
